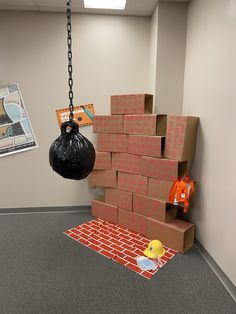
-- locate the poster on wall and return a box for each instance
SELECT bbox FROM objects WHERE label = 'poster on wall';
[56,104,95,128]
[0,83,37,157]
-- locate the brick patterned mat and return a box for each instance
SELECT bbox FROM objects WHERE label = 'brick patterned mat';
[64,218,177,279]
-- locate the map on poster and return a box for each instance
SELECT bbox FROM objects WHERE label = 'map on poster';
[0,83,37,157]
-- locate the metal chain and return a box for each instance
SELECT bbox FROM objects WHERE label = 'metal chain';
[67,0,74,121]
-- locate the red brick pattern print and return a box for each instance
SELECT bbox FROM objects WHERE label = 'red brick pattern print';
[97,134,128,153]
[117,172,148,195]
[111,94,147,115]
[118,208,147,236]
[164,115,187,160]
[88,170,117,188]
[128,135,162,157]
[105,188,132,211]
[92,200,118,224]
[94,152,111,170]
[133,194,167,222]
[112,153,142,175]
[141,157,179,181]
[124,115,157,135]
[148,178,173,202]
[64,218,177,280]
[93,115,124,134]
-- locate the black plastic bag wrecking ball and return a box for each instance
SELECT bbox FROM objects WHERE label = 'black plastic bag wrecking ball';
[49,121,95,180]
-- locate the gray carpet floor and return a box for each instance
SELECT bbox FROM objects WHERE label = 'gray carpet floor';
[0,210,235,314]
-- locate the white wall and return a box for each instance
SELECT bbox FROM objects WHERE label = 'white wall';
[183,0,236,285]
[148,4,158,112]
[148,2,187,115]
[0,11,150,208]
[156,2,187,114]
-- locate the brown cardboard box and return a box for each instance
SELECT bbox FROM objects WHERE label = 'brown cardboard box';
[148,178,173,202]
[164,115,199,161]
[88,170,116,188]
[141,156,187,181]
[118,208,147,236]
[124,114,157,135]
[111,94,153,115]
[146,218,194,252]
[157,115,167,136]
[92,199,118,224]
[118,172,148,195]
[133,194,176,222]
[128,135,164,158]
[94,152,111,170]
[97,134,128,152]
[112,153,142,175]
[93,115,124,133]
[105,188,132,211]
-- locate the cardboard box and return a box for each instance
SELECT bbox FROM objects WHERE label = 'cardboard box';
[133,194,176,222]
[94,152,111,170]
[88,170,116,188]
[97,134,128,152]
[146,218,194,252]
[157,115,167,136]
[128,135,164,158]
[105,188,132,211]
[124,114,157,135]
[148,178,173,202]
[164,115,199,161]
[92,199,118,224]
[118,172,148,195]
[118,208,147,236]
[141,157,187,181]
[112,153,142,175]
[93,115,124,134]
[111,94,153,115]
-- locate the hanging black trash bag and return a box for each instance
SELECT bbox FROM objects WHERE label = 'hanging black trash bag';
[49,121,95,180]
[49,0,95,180]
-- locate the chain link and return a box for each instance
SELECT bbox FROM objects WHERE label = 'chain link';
[67,0,74,121]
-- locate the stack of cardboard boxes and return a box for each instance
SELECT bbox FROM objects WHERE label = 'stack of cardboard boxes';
[89,94,199,253]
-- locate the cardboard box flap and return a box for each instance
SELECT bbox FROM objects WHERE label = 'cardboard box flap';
[157,115,167,136]
[178,161,188,178]
[164,115,199,161]
[182,117,199,161]
[145,94,154,114]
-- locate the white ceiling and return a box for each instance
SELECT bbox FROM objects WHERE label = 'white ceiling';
[0,0,189,16]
